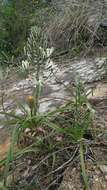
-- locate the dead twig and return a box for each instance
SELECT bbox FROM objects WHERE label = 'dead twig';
[43,146,79,178]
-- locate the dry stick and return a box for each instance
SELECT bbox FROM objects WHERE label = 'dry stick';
[29,145,78,186]
[45,173,63,190]
[43,146,79,178]
[40,96,71,103]
[52,69,68,89]
[36,175,43,190]
[31,150,79,189]
[32,145,77,171]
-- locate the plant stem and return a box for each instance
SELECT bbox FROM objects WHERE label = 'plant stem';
[1,83,8,120]
[34,63,41,115]
[80,140,90,190]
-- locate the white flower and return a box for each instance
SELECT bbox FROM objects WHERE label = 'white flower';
[39,47,54,58]
[33,77,43,87]
[46,47,54,57]
[22,60,30,69]
[39,47,46,57]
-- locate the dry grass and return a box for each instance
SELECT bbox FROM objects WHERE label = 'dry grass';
[47,0,104,57]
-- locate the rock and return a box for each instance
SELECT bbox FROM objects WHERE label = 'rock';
[0,57,107,119]
[100,20,107,28]
[59,166,83,190]
[99,165,107,174]
[59,162,107,190]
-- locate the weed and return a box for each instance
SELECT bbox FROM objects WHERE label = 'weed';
[0,81,93,189]
[47,0,102,57]
[0,26,93,190]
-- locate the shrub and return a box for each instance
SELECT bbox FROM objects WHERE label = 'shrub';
[47,0,102,57]
[0,0,34,57]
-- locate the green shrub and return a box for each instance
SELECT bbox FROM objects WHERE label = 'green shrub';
[0,0,34,57]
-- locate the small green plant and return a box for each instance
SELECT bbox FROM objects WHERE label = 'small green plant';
[0,26,94,190]
[43,81,93,189]
[0,182,7,190]
[0,81,93,189]
[0,26,54,187]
